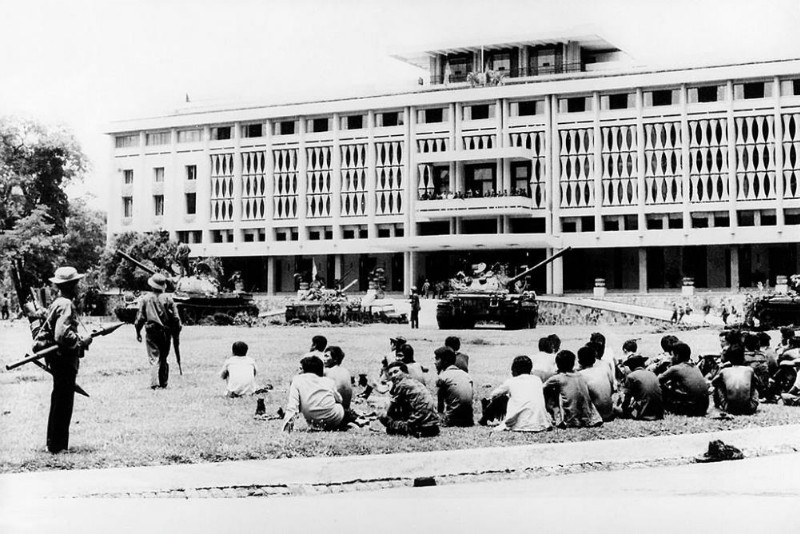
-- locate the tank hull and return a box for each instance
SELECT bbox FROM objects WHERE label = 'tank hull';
[436,292,538,330]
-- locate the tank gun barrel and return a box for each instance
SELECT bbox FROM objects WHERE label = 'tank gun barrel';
[508,247,572,284]
[341,279,358,293]
[115,249,158,276]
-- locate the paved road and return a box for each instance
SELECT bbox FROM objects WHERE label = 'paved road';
[3,453,797,533]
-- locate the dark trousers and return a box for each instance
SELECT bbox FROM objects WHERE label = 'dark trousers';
[47,362,77,453]
[663,386,709,416]
[479,395,509,424]
[410,310,419,329]
[146,324,171,388]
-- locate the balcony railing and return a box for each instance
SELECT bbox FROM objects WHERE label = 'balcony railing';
[430,62,585,85]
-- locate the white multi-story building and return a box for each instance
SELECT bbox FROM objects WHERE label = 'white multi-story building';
[107,32,800,295]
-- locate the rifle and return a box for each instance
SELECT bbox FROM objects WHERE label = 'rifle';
[6,322,127,372]
[173,330,183,375]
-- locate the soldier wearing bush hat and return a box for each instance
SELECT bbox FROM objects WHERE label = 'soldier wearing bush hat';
[41,266,92,453]
[135,273,181,389]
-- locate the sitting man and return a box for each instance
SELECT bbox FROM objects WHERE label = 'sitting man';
[282,356,350,432]
[619,354,664,420]
[658,342,709,416]
[647,335,679,376]
[379,362,440,437]
[531,336,557,382]
[305,335,327,359]
[711,344,759,415]
[434,346,474,427]
[219,341,257,397]
[323,345,353,410]
[397,344,428,385]
[543,350,603,428]
[445,336,470,373]
[577,345,615,422]
[480,355,551,432]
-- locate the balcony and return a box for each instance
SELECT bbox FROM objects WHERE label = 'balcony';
[416,193,538,220]
[430,63,585,85]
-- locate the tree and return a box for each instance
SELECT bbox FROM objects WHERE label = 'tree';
[64,199,107,275]
[0,116,93,303]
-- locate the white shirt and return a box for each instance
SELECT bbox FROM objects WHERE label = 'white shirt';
[219,356,257,396]
[490,374,552,432]
[282,373,344,430]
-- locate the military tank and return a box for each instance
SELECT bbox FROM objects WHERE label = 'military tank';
[284,279,360,324]
[743,275,800,329]
[436,247,571,330]
[114,249,259,325]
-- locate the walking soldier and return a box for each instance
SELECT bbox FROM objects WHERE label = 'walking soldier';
[135,273,182,389]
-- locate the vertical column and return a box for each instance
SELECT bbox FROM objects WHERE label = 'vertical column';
[592,91,602,232]
[730,245,740,290]
[547,95,559,236]
[334,254,343,281]
[168,128,178,240]
[266,256,275,296]
[404,251,416,296]
[136,132,146,230]
[232,122,242,240]
[638,247,648,293]
[406,106,416,238]
[546,248,553,294]
[679,85,691,231]
[726,80,738,233]
[367,111,377,239]
[774,75,785,227]
[332,114,343,239]
[552,251,564,295]
[200,126,212,251]
[264,121,275,240]
[297,119,307,242]
[635,89,646,233]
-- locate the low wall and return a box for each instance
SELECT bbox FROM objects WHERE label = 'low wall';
[538,299,670,327]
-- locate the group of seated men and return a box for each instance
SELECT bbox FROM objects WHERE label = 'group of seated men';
[267,328,800,437]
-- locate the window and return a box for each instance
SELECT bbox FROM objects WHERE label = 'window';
[515,100,542,116]
[447,56,470,82]
[177,129,202,143]
[607,93,632,110]
[490,52,511,72]
[344,115,363,130]
[185,193,196,215]
[424,108,444,123]
[465,164,496,195]
[511,162,530,192]
[211,126,232,140]
[153,195,164,216]
[123,197,133,218]
[242,123,263,138]
[311,118,329,133]
[647,90,674,107]
[377,111,403,127]
[692,85,723,103]
[742,82,766,99]
[794,80,800,96]
[115,134,139,148]
[277,120,296,135]
[466,104,492,121]
[145,132,170,146]
[123,169,134,184]
[562,97,588,113]
[154,167,164,182]
[186,165,197,180]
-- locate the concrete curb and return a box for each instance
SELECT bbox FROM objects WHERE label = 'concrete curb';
[2,424,799,499]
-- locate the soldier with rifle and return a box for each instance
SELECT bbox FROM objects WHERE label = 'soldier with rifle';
[135,273,182,389]
[39,267,93,453]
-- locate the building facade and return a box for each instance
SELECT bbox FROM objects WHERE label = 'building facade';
[107,34,800,295]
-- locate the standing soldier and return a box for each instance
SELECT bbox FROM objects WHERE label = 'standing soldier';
[409,286,421,329]
[135,273,181,389]
[40,267,93,453]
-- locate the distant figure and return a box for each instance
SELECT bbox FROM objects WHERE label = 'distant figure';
[543,350,603,428]
[323,345,353,410]
[409,287,420,329]
[379,362,440,437]
[135,273,182,390]
[434,346,474,427]
[1,293,9,320]
[712,344,759,415]
[421,279,431,299]
[220,341,257,397]
[659,342,709,416]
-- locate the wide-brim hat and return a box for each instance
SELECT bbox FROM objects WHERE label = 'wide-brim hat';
[50,266,85,285]
[148,273,168,291]
[623,354,648,369]
[391,336,407,345]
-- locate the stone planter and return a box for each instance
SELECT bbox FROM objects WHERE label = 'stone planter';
[593,278,606,298]
[681,276,695,296]
[775,275,789,294]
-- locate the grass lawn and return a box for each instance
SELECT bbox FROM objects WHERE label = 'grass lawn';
[1,319,799,473]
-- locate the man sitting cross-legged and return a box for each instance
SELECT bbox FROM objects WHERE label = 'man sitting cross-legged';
[711,344,759,415]
[543,350,603,428]
[658,342,709,417]
[577,345,615,422]
[434,346,475,427]
[379,362,440,438]
[323,345,353,410]
[480,355,552,432]
[618,354,664,421]
[282,356,353,432]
